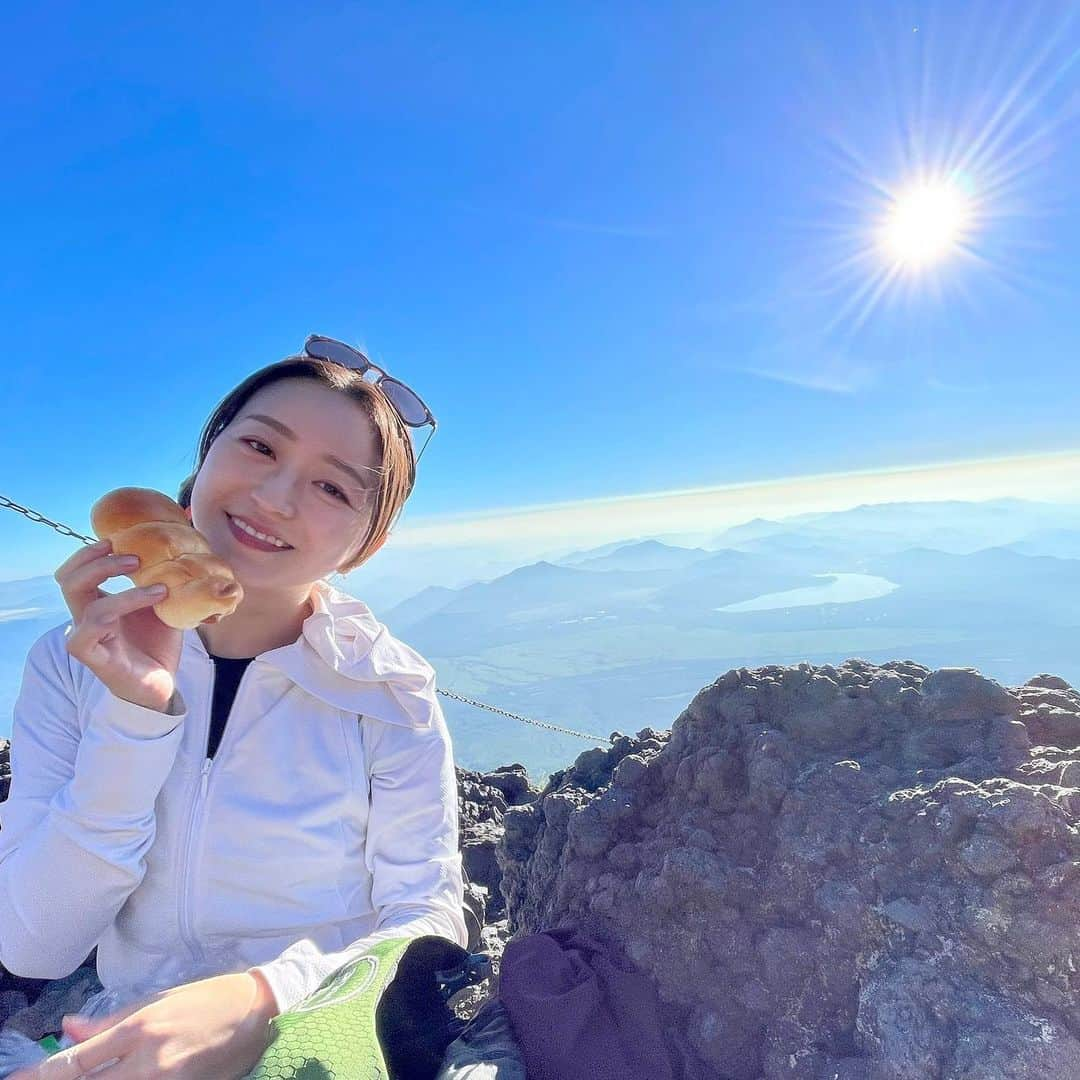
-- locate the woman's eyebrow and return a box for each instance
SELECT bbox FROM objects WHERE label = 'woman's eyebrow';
[241,413,375,488]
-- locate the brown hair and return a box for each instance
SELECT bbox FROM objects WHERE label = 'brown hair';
[177,356,416,575]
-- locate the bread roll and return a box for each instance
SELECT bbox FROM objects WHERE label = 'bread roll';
[90,486,243,629]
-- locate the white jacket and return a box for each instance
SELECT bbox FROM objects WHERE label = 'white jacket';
[0,579,467,1012]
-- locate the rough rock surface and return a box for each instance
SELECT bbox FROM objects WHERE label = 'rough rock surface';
[0,968,101,1039]
[498,661,1080,1079]
[456,763,538,921]
[451,765,536,1015]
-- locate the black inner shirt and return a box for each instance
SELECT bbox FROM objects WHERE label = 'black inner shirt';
[206,654,255,759]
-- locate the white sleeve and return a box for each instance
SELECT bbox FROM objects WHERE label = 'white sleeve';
[252,698,467,1012]
[0,626,187,979]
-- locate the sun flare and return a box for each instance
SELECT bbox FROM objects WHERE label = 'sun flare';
[799,2,1073,342]
[879,179,972,268]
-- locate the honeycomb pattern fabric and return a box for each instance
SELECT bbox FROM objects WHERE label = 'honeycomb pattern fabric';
[244,937,416,1080]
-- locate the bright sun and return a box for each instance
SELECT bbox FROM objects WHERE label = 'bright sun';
[879,179,972,268]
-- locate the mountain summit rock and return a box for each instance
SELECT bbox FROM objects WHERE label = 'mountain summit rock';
[495,659,1080,1078]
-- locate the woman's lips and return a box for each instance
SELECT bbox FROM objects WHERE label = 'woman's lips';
[226,513,293,552]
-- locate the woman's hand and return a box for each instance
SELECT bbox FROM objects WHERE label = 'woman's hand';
[55,539,184,713]
[10,972,278,1080]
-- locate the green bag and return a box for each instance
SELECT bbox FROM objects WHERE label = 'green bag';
[243,936,483,1080]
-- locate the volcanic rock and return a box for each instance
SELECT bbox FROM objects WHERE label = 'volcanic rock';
[456,764,538,920]
[497,661,1080,1079]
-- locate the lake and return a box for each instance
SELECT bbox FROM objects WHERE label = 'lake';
[716,573,899,614]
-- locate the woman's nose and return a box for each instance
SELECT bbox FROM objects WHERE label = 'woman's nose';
[250,473,299,517]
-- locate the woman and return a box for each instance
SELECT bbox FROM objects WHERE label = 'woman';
[0,336,467,1078]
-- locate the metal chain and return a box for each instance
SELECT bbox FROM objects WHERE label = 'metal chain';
[1,495,97,545]
[435,687,610,743]
[2,493,614,745]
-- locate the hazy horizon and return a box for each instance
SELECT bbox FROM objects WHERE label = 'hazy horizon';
[6,493,1080,778]
[5,447,1080,588]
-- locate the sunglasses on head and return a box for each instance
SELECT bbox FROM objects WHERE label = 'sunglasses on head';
[303,334,437,474]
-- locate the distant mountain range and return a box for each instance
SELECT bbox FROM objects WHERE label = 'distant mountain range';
[5,497,1080,779]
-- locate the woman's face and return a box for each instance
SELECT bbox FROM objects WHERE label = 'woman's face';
[189,378,382,595]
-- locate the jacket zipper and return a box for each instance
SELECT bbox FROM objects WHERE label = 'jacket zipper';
[178,656,215,964]
[177,656,256,965]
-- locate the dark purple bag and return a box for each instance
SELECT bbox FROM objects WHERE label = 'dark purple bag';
[497,926,675,1080]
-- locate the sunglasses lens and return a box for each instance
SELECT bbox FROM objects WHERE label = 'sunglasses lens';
[306,338,369,370]
[304,336,433,431]
[379,378,430,426]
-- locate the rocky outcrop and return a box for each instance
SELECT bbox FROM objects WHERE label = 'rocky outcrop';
[497,660,1080,1079]
[451,764,537,1015]
[0,967,100,1040]
[456,763,537,922]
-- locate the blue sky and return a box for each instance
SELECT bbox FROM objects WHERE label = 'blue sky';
[2,1,1078,583]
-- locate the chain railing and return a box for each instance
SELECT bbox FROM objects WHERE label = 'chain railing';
[437,687,614,742]
[2,494,614,744]
[1,495,97,545]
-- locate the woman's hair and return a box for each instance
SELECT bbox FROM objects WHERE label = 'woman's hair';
[177,356,416,575]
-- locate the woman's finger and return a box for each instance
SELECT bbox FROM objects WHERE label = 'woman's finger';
[56,550,143,623]
[8,1039,93,1079]
[67,584,163,636]
[63,1013,121,1044]
[63,1054,134,1079]
[83,584,168,625]
[65,585,167,664]
[53,539,112,583]
[61,550,140,589]
[61,993,151,1045]
[37,1022,134,1079]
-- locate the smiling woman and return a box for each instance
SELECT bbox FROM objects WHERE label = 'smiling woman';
[183,376,396,658]
[0,337,470,1080]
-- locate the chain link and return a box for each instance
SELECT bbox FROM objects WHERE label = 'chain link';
[2,493,614,745]
[1,495,97,545]
[435,687,611,743]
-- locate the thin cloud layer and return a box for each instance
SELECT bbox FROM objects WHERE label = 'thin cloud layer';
[394,449,1080,551]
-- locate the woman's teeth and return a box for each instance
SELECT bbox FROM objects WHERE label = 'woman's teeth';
[230,515,291,548]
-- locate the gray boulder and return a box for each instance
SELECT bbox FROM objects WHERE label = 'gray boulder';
[456,764,538,919]
[498,660,1080,1079]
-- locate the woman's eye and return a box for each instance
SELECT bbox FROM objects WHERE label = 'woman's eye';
[319,482,348,502]
[242,438,273,456]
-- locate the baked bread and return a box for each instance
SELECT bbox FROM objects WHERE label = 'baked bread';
[90,487,243,629]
